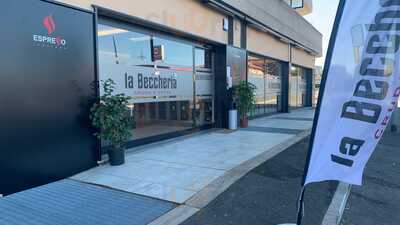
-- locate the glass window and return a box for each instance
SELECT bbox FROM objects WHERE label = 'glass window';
[114,31,152,67]
[290,66,298,108]
[98,24,152,67]
[98,20,215,150]
[248,55,282,117]
[248,56,266,116]
[290,65,307,108]
[98,24,119,65]
[195,48,212,70]
[291,0,304,8]
[265,59,282,113]
[195,48,214,126]
[153,37,193,70]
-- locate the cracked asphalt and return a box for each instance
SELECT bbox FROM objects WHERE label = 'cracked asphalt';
[341,131,400,225]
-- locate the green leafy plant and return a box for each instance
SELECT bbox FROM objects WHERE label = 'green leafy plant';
[89,79,132,151]
[234,81,257,119]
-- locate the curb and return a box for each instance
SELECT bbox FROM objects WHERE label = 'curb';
[148,205,199,225]
[148,128,312,225]
[322,182,352,225]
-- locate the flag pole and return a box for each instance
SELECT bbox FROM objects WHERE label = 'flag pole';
[296,0,347,224]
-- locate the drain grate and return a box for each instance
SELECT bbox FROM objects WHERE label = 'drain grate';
[0,179,176,225]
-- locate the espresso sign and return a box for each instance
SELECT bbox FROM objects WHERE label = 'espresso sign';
[0,0,97,195]
[305,0,400,185]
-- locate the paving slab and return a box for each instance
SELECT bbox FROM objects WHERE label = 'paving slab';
[249,118,313,130]
[72,108,315,204]
[269,109,315,119]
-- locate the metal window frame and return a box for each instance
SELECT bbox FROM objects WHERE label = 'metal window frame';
[94,6,220,150]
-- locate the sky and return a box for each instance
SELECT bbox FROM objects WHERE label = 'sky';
[304,0,340,68]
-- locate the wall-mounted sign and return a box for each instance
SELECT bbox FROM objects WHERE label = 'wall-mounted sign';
[100,61,194,103]
[223,18,229,31]
[0,0,96,196]
[32,14,67,49]
[152,45,165,61]
[226,66,232,89]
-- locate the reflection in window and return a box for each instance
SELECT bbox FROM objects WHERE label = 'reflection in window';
[248,56,266,116]
[153,37,193,70]
[115,29,152,67]
[265,59,282,114]
[195,48,214,126]
[98,24,152,67]
[290,65,307,108]
[97,21,215,150]
[195,48,212,70]
[98,24,119,65]
[248,55,282,116]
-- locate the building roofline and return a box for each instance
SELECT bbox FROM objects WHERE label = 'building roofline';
[201,0,322,56]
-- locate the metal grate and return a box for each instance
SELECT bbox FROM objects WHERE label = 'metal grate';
[0,179,176,225]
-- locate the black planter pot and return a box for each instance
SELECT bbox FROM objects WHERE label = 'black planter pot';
[108,147,125,166]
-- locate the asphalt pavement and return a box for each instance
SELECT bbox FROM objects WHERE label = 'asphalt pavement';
[341,131,400,225]
[181,137,338,225]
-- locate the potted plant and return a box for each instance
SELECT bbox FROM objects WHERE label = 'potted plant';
[234,81,256,128]
[90,79,132,166]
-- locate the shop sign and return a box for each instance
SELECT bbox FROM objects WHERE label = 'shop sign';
[100,64,194,103]
[33,14,67,49]
[152,45,165,61]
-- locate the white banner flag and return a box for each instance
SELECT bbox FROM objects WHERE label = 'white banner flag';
[305,0,400,185]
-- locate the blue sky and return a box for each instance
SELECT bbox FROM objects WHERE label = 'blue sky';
[304,0,340,67]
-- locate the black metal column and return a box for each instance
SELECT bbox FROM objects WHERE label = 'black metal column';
[240,19,247,49]
[228,16,234,45]
[281,61,290,113]
[305,68,313,107]
[214,46,229,128]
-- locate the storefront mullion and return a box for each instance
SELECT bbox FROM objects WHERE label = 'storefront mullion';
[264,72,267,115]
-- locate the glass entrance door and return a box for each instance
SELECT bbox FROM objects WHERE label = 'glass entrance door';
[194,47,214,126]
[290,65,307,108]
[247,55,282,117]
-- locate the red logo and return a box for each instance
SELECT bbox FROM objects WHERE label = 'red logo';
[43,14,55,35]
[33,13,67,48]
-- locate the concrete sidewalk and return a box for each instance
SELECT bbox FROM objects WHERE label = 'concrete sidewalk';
[180,137,339,225]
[72,108,315,205]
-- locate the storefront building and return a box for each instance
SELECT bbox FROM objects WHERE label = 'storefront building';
[0,0,321,195]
